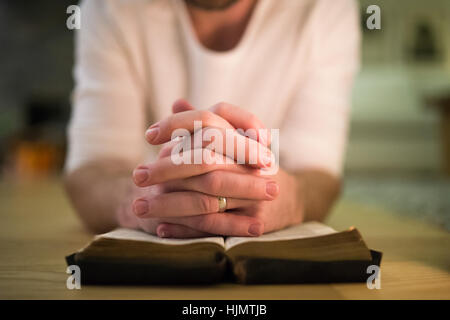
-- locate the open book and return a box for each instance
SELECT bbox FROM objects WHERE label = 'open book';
[66,222,382,284]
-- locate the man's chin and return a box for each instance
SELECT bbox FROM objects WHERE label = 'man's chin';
[185,0,240,11]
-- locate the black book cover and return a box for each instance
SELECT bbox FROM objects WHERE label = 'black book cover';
[66,250,382,285]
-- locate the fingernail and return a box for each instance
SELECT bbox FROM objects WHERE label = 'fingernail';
[145,126,159,142]
[157,229,169,238]
[149,121,160,128]
[261,152,272,167]
[133,199,148,216]
[248,224,263,236]
[259,133,267,146]
[133,168,149,184]
[266,181,279,198]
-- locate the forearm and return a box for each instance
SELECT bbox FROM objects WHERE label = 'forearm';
[293,169,341,222]
[63,160,137,234]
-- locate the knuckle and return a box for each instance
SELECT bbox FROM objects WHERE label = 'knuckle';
[252,211,264,222]
[248,178,260,193]
[196,194,216,213]
[200,149,218,167]
[248,114,259,128]
[159,145,172,158]
[163,118,174,135]
[212,102,228,116]
[202,126,216,138]
[199,154,212,168]
[252,202,264,216]
[199,110,214,124]
[203,171,222,193]
[241,176,262,197]
[153,184,165,194]
[196,215,217,232]
[139,221,155,234]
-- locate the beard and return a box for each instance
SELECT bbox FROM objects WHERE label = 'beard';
[185,0,240,10]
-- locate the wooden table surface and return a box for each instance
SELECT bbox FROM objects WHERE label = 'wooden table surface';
[0,179,449,299]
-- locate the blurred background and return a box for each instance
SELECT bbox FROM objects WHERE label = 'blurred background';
[0,0,449,229]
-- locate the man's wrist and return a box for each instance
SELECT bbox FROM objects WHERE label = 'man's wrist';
[293,169,341,222]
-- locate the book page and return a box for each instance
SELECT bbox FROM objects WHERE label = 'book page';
[224,221,337,251]
[97,228,225,247]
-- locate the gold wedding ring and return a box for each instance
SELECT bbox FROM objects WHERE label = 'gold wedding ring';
[218,196,227,213]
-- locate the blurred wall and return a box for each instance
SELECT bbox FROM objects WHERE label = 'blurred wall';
[345,0,450,174]
[0,1,74,175]
[0,0,74,132]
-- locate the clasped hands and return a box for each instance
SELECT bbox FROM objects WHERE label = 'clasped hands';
[126,100,303,238]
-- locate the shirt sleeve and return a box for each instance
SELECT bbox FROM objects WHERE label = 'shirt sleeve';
[65,0,148,173]
[278,0,361,177]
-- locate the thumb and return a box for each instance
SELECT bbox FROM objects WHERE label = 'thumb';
[172,99,195,113]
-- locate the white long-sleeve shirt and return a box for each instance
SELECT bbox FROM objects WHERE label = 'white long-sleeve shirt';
[66,0,360,176]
